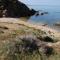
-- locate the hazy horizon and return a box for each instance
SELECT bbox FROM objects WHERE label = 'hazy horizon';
[19,0,60,6]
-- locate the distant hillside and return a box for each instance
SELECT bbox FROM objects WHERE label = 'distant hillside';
[0,0,36,17]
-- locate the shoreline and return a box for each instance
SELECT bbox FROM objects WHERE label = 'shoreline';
[0,18,60,38]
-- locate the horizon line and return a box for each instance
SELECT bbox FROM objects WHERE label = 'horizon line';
[26,4,60,6]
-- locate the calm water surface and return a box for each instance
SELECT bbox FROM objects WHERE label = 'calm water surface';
[27,5,60,26]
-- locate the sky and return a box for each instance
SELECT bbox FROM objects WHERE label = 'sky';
[19,0,60,5]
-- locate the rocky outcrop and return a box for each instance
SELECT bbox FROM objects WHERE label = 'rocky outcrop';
[54,22,60,26]
[0,0,36,17]
[35,11,48,16]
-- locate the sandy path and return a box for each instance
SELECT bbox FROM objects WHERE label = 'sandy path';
[0,18,60,38]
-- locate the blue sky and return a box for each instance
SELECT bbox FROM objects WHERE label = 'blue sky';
[19,0,60,5]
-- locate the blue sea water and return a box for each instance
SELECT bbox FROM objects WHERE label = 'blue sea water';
[27,5,60,26]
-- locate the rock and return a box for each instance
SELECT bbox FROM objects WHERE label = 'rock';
[44,12,48,14]
[54,23,60,26]
[41,13,44,15]
[0,0,36,17]
[30,9,37,16]
[35,11,39,16]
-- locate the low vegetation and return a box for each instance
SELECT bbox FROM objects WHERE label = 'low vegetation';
[0,22,60,60]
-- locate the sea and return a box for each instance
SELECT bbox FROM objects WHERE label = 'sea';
[27,5,60,26]
[23,5,60,31]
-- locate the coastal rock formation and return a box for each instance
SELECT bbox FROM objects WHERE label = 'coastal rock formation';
[54,22,60,26]
[0,0,36,17]
[35,11,48,16]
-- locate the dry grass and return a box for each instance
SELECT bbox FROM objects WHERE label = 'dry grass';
[0,18,60,60]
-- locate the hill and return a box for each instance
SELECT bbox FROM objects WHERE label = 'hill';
[0,0,36,17]
[0,18,60,60]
